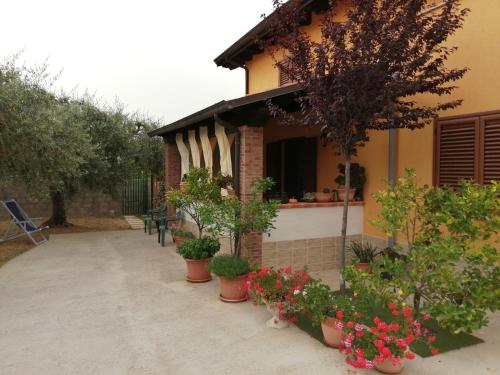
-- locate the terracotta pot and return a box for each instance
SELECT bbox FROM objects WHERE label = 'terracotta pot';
[288,198,298,204]
[321,317,344,347]
[374,357,405,374]
[174,236,189,247]
[185,258,212,283]
[355,262,370,272]
[337,187,356,201]
[315,192,332,202]
[218,274,249,302]
[265,302,289,329]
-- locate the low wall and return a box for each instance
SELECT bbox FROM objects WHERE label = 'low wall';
[0,185,122,219]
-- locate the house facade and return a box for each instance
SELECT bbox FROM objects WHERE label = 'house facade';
[152,0,500,270]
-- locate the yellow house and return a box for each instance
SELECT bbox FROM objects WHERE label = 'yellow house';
[151,0,500,270]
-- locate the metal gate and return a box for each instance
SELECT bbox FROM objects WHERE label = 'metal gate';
[121,175,149,215]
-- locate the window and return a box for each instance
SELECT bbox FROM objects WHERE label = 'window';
[434,111,500,186]
[266,137,317,201]
[277,58,294,87]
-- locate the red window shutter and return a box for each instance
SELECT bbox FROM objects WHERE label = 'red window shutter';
[435,117,479,187]
[481,115,500,184]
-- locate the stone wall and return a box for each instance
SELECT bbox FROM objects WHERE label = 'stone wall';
[0,185,122,219]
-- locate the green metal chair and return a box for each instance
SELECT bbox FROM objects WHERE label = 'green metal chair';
[145,203,166,235]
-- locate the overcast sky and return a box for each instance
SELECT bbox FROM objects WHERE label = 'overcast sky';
[1,0,274,124]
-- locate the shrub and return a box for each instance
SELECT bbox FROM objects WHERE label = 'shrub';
[349,241,380,263]
[208,255,251,279]
[171,229,194,239]
[346,169,499,333]
[177,236,220,260]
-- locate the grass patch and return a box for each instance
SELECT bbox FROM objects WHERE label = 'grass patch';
[295,300,483,357]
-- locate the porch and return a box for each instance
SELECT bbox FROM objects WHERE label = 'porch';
[152,85,389,269]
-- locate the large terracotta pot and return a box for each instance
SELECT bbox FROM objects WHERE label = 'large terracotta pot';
[265,302,289,329]
[374,357,405,374]
[337,187,356,201]
[218,274,249,303]
[355,262,370,272]
[185,258,212,283]
[321,317,344,347]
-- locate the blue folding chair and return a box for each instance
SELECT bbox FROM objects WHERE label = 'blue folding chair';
[1,199,49,246]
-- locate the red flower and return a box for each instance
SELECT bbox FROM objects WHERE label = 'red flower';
[405,334,415,345]
[370,327,378,334]
[402,307,412,317]
[346,321,354,328]
[373,317,381,325]
[404,352,415,360]
[387,301,398,310]
[374,340,385,349]
[423,313,431,320]
[391,310,401,316]
[428,335,436,344]
[381,347,392,358]
[389,323,400,332]
[430,348,439,356]
[336,310,344,320]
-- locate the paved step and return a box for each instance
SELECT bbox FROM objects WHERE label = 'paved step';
[124,215,144,230]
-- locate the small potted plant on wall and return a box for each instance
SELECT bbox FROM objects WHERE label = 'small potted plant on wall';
[349,241,380,272]
[171,228,194,247]
[334,163,366,201]
[206,178,279,302]
[177,236,220,282]
[315,188,333,202]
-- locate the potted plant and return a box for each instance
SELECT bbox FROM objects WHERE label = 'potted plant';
[315,188,332,202]
[167,168,222,239]
[349,241,380,272]
[177,236,220,283]
[208,255,251,302]
[339,302,437,374]
[334,163,366,201]
[205,178,279,303]
[246,267,311,328]
[171,228,194,247]
[297,280,358,348]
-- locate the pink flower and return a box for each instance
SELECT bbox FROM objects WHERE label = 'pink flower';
[355,323,364,332]
[365,360,374,369]
[335,321,344,330]
[347,321,354,328]
[423,313,431,321]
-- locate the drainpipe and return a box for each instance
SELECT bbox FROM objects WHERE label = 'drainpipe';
[387,126,397,249]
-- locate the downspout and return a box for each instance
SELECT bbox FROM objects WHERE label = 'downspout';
[387,126,397,249]
[244,66,249,96]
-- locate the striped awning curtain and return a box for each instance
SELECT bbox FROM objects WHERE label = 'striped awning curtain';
[215,123,232,176]
[188,130,201,168]
[199,126,213,175]
[175,133,190,178]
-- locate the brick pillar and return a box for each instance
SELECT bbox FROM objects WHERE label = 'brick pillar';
[239,126,264,265]
[164,140,181,215]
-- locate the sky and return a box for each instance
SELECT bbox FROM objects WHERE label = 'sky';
[0,0,275,124]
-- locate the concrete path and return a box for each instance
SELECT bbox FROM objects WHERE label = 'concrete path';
[0,231,498,375]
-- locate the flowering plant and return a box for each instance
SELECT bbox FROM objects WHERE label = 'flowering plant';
[339,301,438,370]
[295,279,360,326]
[246,267,311,322]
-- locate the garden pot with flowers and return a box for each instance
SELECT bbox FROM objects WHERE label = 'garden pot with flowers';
[206,177,279,303]
[296,280,360,348]
[177,236,220,283]
[246,267,311,329]
[338,301,438,374]
[208,255,251,302]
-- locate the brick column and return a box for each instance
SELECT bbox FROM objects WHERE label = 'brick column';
[164,140,181,215]
[239,126,264,265]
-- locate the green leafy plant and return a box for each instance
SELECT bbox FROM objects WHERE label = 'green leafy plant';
[177,236,220,260]
[171,229,194,239]
[349,241,380,263]
[346,169,499,333]
[295,279,358,326]
[208,255,251,279]
[204,177,279,257]
[166,168,222,238]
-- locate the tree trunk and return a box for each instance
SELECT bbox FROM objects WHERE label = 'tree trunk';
[45,191,70,227]
[339,157,351,295]
[414,291,421,314]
